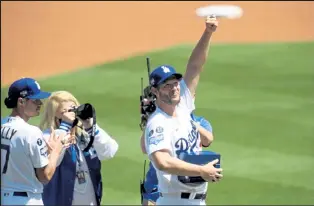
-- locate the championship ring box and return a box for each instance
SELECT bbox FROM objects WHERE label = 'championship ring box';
[178,151,221,183]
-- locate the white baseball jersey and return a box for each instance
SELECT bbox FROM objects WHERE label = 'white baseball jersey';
[145,80,207,194]
[1,116,49,193]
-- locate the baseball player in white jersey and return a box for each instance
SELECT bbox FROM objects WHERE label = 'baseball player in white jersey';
[144,16,222,205]
[1,78,67,205]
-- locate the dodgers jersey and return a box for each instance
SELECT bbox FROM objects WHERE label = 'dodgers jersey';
[1,116,49,193]
[144,80,208,194]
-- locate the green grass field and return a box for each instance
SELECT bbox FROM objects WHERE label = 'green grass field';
[2,41,314,205]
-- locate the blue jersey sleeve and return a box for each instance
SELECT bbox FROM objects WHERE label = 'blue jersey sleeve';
[200,118,213,133]
[144,162,158,192]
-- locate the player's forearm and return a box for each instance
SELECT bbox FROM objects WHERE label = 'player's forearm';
[140,133,147,154]
[197,124,213,146]
[186,29,213,73]
[153,152,202,176]
[38,150,60,184]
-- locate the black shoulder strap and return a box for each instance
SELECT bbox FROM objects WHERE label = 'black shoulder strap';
[143,159,147,181]
[83,105,96,152]
[140,159,147,204]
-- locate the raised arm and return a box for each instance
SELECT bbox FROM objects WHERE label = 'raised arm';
[183,15,218,95]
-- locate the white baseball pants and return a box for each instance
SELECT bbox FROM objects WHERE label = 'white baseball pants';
[1,190,43,205]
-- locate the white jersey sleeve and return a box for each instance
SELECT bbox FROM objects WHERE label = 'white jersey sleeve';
[179,79,195,113]
[86,124,119,161]
[145,119,172,157]
[27,127,49,169]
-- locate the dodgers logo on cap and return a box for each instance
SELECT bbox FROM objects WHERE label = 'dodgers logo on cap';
[161,66,170,73]
[149,65,182,87]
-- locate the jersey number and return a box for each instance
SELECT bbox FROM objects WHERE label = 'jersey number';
[1,144,10,174]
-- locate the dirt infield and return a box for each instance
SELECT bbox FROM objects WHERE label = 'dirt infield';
[2,1,314,86]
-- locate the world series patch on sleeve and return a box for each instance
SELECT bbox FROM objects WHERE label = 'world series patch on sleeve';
[178,150,221,183]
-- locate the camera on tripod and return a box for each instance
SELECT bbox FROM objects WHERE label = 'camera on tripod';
[141,86,156,115]
[68,103,94,120]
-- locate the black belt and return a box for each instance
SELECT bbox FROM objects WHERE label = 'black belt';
[181,192,206,200]
[13,192,28,197]
[160,192,206,200]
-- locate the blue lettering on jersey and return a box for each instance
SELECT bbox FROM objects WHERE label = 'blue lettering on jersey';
[175,120,199,157]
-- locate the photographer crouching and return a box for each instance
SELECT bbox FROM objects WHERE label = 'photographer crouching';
[39,91,119,206]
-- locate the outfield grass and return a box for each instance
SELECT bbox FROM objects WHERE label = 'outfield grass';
[1,41,314,205]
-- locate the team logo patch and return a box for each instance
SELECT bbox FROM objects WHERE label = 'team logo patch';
[40,147,48,157]
[20,90,28,97]
[149,134,164,145]
[37,138,42,146]
[148,129,154,137]
[156,126,164,133]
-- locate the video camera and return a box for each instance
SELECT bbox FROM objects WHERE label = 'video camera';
[141,86,156,116]
[139,57,157,131]
[68,103,96,152]
[68,103,94,120]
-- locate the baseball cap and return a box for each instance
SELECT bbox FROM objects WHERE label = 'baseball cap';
[8,78,51,99]
[149,65,182,87]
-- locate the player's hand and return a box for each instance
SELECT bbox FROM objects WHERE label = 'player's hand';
[205,15,218,33]
[45,127,66,155]
[200,159,223,182]
[62,127,76,147]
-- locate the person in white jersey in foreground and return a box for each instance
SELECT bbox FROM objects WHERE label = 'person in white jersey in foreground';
[1,77,67,205]
[144,15,223,205]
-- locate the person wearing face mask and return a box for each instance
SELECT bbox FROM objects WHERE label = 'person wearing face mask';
[139,90,214,205]
[1,78,65,205]
[39,91,119,206]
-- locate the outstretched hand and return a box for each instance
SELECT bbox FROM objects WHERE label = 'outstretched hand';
[205,15,218,33]
[44,127,64,155]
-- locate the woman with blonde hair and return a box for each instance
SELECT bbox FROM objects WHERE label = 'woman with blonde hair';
[39,91,119,206]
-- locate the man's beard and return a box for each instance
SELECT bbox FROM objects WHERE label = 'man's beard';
[160,93,180,105]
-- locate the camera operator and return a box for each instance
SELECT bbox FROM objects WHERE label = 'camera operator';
[39,91,119,206]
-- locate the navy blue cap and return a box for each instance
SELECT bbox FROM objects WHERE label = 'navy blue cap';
[8,78,51,99]
[149,65,182,87]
